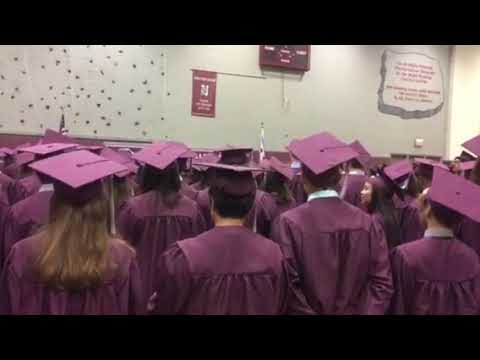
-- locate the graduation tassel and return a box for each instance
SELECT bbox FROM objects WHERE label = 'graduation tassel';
[109,177,117,236]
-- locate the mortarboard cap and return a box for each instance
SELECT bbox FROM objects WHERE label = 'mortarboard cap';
[375,166,405,201]
[462,134,480,157]
[14,152,36,166]
[428,167,480,223]
[20,142,78,156]
[193,162,263,196]
[383,159,414,182]
[29,150,127,204]
[261,157,295,181]
[100,147,139,178]
[457,150,477,162]
[414,157,448,169]
[349,140,376,171]
[217,147,253,165]
[458,160,477,172]
[192,153,220,171]
[287,132,358,175]
[133,142,191,170]
[0,147,15,157]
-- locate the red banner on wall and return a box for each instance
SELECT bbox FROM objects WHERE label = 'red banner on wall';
[191,70,217,118]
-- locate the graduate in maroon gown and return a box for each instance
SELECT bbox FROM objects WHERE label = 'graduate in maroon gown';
[360,169,404,249]
[148,162,313,315]
[390,168,480,315]
[272,132,393,314]
[258,157,297,237]
[6,152,41,205]
[195,147,274,237]
[340,140,376,209]
[413,157,449,193]
[1,143,84,269]
[117,142,206,301]
[0,150,143,315]
[383,159,425,244]
[454,135,480,256]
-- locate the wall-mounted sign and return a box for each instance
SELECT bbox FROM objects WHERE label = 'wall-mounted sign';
[191,69,217,118]
[259,45,310,72]
[378,50,444,119]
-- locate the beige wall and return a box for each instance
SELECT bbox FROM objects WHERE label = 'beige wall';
[447,45,480,159]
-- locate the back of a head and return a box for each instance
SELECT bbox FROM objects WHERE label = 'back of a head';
[140,162,181,208]
[427,200,463,229]
[209,170,255,220]
[262,171,293,205]
[301,164,341,193]
[36,184,113,291]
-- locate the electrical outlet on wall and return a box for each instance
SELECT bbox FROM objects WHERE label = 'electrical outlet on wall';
[414,138,424,148]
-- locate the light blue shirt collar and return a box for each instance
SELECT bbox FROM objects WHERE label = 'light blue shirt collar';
[424,227,454,238]
[308,189,339,202]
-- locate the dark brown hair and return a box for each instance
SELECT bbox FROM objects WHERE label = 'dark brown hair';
[367,179,402,248]
[261,171,293,205]
[140,162,181,209]
[301,164,342,190]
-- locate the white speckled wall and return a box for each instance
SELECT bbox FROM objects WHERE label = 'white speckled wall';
[0,45,451,157]
[0,45,165,140]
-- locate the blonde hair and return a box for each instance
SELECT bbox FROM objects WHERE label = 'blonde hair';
[36,185,115,291]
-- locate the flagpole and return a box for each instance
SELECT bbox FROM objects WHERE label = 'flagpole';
[259,122,265,162]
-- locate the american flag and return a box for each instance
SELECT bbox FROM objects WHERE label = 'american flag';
[259,123,265,161]
[59,113,68,134]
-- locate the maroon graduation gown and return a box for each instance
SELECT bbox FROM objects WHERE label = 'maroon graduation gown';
[7,173,42,205]
[180,182,200,202]
[341,173,367,209]
[390,235,480,315]
[273,197,393,314]
[148,226,314,315]
[2,190,53,268]
[456,217,480,257]
[117,191,207,300]
[393,194,425,244]
[0,234,144,315]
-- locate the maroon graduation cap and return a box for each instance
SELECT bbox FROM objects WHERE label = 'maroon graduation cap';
[29,150,127,204]
[287,132,359,175]
[428,167,480,223]
[193,162,264,196]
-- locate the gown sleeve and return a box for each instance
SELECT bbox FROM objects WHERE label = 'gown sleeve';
[363,220,394,315]
[389,247,414,315]
[273,215,314,314]
[148,243,192,315]
[127,256,145,315]
[192,204,207,236]
[1,210,21,269]
[117,204,141,246]
[281,259,315,315]
[0,248,20,315]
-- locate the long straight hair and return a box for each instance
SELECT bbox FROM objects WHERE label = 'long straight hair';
[368,180,403,248]
[36,185,115,291]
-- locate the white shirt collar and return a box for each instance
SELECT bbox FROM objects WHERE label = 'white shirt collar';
[308,189,339,202]
[39,183,54,193]
[349,169,365,175]
[424,227,454,238]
